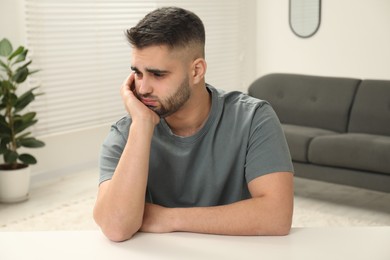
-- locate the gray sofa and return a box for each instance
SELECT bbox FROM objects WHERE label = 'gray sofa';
[248,73,390,192]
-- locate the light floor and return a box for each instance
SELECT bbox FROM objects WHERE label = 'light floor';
[0,168,389,231]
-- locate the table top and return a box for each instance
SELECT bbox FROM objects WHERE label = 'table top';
[1,227,389,260]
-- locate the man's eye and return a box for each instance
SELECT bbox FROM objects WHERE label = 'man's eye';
[153,73,164,78]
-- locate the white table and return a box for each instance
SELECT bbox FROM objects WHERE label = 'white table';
[1,227,389,260]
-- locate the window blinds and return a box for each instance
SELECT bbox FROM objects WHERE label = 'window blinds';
[25,0,255,136]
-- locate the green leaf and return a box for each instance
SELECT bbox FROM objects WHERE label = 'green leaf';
[28,69,40,76]
[0,59,8,71]
[4,150,18,164]
[12,66,29,83]
[0,138,8,154]
[19,137,45,148]
[13,49,28,64]
[0,38,13,57]
[1,80,15,91]
[0,118,11,135]
[14,119,37,134]
[0,115,8,126]
[0,132,10,139]
[6,93,18,106]
[8,46,24,60]
[13,112,34,122]
[15,88,37,112]
[19,153,37,165]
[16,60,32,71]
[14,133,30,148]
[16,132,31,140]
[21,112,36,122]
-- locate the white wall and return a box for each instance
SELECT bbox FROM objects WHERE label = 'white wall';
[25,125,110,183]
[257,0,390,80]
[0,0,25,46]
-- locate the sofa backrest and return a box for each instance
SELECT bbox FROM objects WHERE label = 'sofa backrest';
[248,73,361,132]
[348,80,390,136]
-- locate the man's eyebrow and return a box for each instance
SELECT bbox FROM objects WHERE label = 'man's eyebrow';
[146,67,170,75]
[130,66,140,72]
[131,66,170,75]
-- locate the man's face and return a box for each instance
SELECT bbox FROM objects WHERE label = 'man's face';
[131,45,192,118]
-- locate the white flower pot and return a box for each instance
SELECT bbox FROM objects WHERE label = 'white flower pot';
[0,165,31,203]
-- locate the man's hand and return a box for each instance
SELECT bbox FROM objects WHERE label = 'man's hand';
[140,203,176,233]
[120,73,160,126]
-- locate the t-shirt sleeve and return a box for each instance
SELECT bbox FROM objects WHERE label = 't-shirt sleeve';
[245,103,294,183]
[98,124,127,185]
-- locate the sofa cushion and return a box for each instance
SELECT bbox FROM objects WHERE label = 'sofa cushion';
[308,133,390,175]
[348,80,390,136]
[248,73,360,132]
[282,124,337,163]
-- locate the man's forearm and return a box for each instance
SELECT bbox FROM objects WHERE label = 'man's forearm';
[176,197,292,235]
[141,172,294,236]
[94,122,155,241]
[141,196,293,236]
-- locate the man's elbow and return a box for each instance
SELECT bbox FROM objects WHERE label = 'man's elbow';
[272,221,292,236]
[101,226,138,242]
[256,220,291,236]
[93,209,141,242]
[270,213,293,236]
[97,217,142,242]
[255,209,293,236]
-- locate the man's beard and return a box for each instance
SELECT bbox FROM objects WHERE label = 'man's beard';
[138,75,191,118]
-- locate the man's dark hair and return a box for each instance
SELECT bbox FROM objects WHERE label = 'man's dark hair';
[126,7,205,56]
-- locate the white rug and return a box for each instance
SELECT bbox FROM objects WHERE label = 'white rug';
[0,195,99,231]
[293,196,390,227]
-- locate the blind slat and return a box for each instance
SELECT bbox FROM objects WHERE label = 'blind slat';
[25,0,254,136]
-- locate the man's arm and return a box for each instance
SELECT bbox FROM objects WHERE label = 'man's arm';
[140,171,294,236]
[93,74,159,242]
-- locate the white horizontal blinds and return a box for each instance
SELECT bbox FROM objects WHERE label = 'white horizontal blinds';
[25,0,158,136]
[156,0,251,91]
[196,2,242,91]
[25,0,254,136]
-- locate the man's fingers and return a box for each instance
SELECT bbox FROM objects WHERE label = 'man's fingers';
[125,73,135,89]
[121,73,135,96]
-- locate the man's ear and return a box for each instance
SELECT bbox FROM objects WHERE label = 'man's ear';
[191,58,207,84]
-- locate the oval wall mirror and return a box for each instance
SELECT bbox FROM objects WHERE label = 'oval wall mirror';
[289,0,321,38]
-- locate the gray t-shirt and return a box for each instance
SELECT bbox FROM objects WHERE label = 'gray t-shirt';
[99,85,293,207]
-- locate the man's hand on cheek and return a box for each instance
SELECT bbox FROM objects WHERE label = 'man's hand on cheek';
[120,73,160,126]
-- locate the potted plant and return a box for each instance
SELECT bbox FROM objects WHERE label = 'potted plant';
[0,38,44,203]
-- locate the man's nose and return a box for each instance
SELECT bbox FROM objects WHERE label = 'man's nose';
[138,77,153,95]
